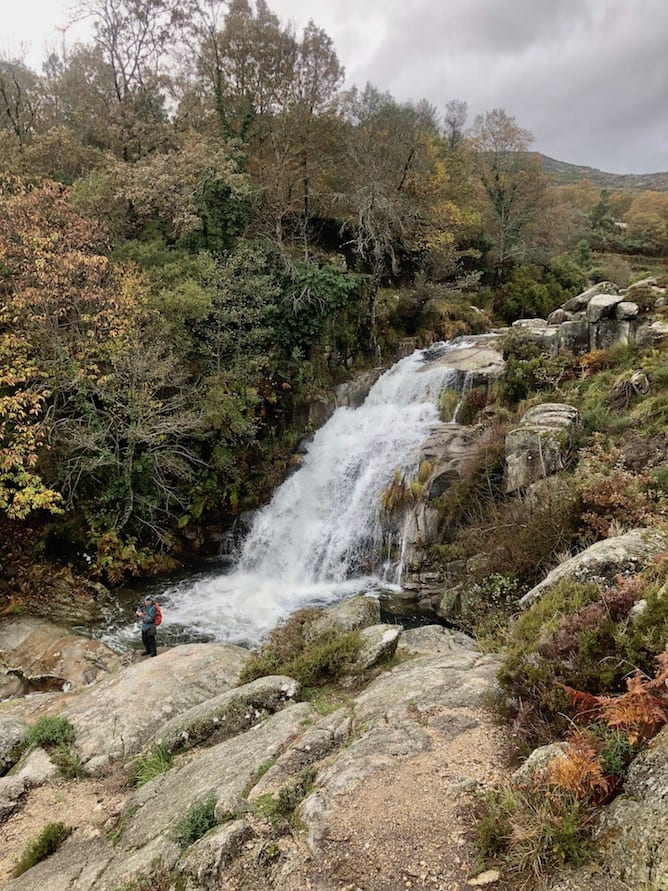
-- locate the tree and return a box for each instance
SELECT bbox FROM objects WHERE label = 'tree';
[443,98,467,150]
[624,190,668,254]
[337,86,442,352]
[0,56,42,145]
[71,0,181,158]
[468,108,547,281]
[0,178,208,542]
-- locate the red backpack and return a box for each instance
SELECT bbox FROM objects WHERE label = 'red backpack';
[154,602,163,626]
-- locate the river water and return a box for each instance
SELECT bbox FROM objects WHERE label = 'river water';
[100,340,476,653]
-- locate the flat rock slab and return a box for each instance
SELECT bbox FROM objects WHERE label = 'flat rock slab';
[152,674,300,753]
[61,643,250,768]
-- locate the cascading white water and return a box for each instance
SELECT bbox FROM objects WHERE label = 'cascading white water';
[112,341,474,650]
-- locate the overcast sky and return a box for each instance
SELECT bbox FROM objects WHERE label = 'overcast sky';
[4,0,667,174]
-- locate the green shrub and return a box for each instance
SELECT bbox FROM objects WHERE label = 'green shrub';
[239,608,320,682]
[461,573,521,644]
[253,769,316,824]
[26,716,75,749]
[129,744,174,787]
[443,481,580,591]
[13,822,71,877]
[239,608,362,689]
[51,745,87,779]
[475,786,590,882]
[497,569,668,745]
[496,335,577,406]
[172,795,217,848]
[588,723,637,778]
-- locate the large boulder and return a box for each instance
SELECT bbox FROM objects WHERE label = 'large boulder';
[563,282,618,312]
[505,403,580,492]
[306,595,380,640]
[590,725,668,889]
[586,293,625,323]
[520,527,668,608]
[60,643,249,770]
[353,624,402,670]
[0,618,121,699]
[152,674,300,753]
[0,715,28,774]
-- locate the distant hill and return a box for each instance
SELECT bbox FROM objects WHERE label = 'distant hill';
[537,154,668,192]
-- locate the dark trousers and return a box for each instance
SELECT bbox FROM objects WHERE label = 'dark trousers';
[142,626,157,656]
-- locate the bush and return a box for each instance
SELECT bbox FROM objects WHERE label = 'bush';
[253,769,316,825]
[26,716,75,749]
[129,744,174,787]
[496,335,576,405]
[13,822,71,877]
[239,608,362,689]
[497,569,668,745]
[575,437,662,541]
[172,795,217,848]
[50,745,87,779]
[442,480,580,591]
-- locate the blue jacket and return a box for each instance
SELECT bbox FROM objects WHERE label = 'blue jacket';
[140,603,157,631]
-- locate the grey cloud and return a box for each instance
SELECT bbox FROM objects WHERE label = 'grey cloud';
[271,0,668,173]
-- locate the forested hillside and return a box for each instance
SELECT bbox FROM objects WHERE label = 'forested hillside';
[1,0,667,590]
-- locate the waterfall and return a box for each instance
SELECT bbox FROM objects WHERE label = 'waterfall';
[135,341,474,648]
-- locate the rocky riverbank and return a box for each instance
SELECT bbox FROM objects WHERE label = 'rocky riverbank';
[1,581,666,890]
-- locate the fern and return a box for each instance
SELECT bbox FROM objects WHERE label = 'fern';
[562,651,668,745]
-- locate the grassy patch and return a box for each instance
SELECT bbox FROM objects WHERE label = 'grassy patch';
[50,744,87,779]
[253,769,316,826]
[107,803,139,846]
[475,786,591,883]
[129,744,174,787]
[172,795,217,848]
[13,822,71,877]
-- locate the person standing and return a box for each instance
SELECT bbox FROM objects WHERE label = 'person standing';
[136,595,158,657]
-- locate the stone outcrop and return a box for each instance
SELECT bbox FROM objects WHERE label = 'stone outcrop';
[591,724,668,889]
[61,643,250,771]
[306,594,380,639]
[520,527,668,607]
[504,403,580,492]
[0,623,502,891]
[0,617,121,700]
[353,623,402,670]
[0,715,28,773]
[511,278,668,355]
[152,674,301,753]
